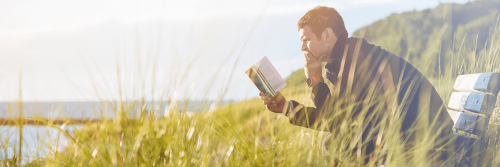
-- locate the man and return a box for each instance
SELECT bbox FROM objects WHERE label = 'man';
[259,6,455,164]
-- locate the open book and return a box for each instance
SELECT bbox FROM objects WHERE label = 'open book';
[245,56,287,97]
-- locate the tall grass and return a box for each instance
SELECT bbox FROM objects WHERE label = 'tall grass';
[2,17,500,167]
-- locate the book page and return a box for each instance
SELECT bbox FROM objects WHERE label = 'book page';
[254,56,287,92]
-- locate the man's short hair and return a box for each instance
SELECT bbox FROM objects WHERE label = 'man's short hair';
[297,6,348,40]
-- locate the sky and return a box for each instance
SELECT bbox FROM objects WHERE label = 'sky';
[0,0,471,102]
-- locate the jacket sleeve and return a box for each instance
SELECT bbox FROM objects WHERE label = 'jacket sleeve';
[287,81,334,132]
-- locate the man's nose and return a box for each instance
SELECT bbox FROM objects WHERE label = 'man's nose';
[301,42,307,51]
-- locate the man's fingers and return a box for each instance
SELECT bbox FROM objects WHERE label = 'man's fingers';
[274,92,285,102]
[305,52,317,61]
[271,95,282,103]
[262,92,284,113]
[304,53,311,61]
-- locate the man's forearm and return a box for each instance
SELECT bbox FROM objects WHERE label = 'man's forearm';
[286,81,333,131]
[287,101,331,131]
[311,81,330,109]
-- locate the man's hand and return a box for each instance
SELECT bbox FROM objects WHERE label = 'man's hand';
[260,92,286,113]
[304,52,327,78]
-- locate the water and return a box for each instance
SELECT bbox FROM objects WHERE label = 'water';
[0,100,231,164]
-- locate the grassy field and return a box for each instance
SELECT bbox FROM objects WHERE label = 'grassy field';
[3,26,494,166]
[3,13,500,167]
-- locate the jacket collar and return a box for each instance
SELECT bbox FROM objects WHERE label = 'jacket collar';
[324,35,349,82]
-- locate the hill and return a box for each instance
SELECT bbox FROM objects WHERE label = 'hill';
[352,0,500,77]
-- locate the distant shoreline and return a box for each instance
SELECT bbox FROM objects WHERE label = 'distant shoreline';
[0,100,234,119]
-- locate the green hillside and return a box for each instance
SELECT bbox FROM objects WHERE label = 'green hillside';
[352,0,500,77]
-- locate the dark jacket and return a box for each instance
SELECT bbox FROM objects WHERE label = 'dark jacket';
[287,37,454,155]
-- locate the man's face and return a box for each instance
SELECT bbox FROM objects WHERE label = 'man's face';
[299,25,329,60]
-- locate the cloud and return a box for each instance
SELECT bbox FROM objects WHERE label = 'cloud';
[0,1,345,38]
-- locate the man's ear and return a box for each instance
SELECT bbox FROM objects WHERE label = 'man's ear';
[324,27,335,43]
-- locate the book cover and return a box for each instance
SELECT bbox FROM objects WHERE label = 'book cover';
[245,56,286,97]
